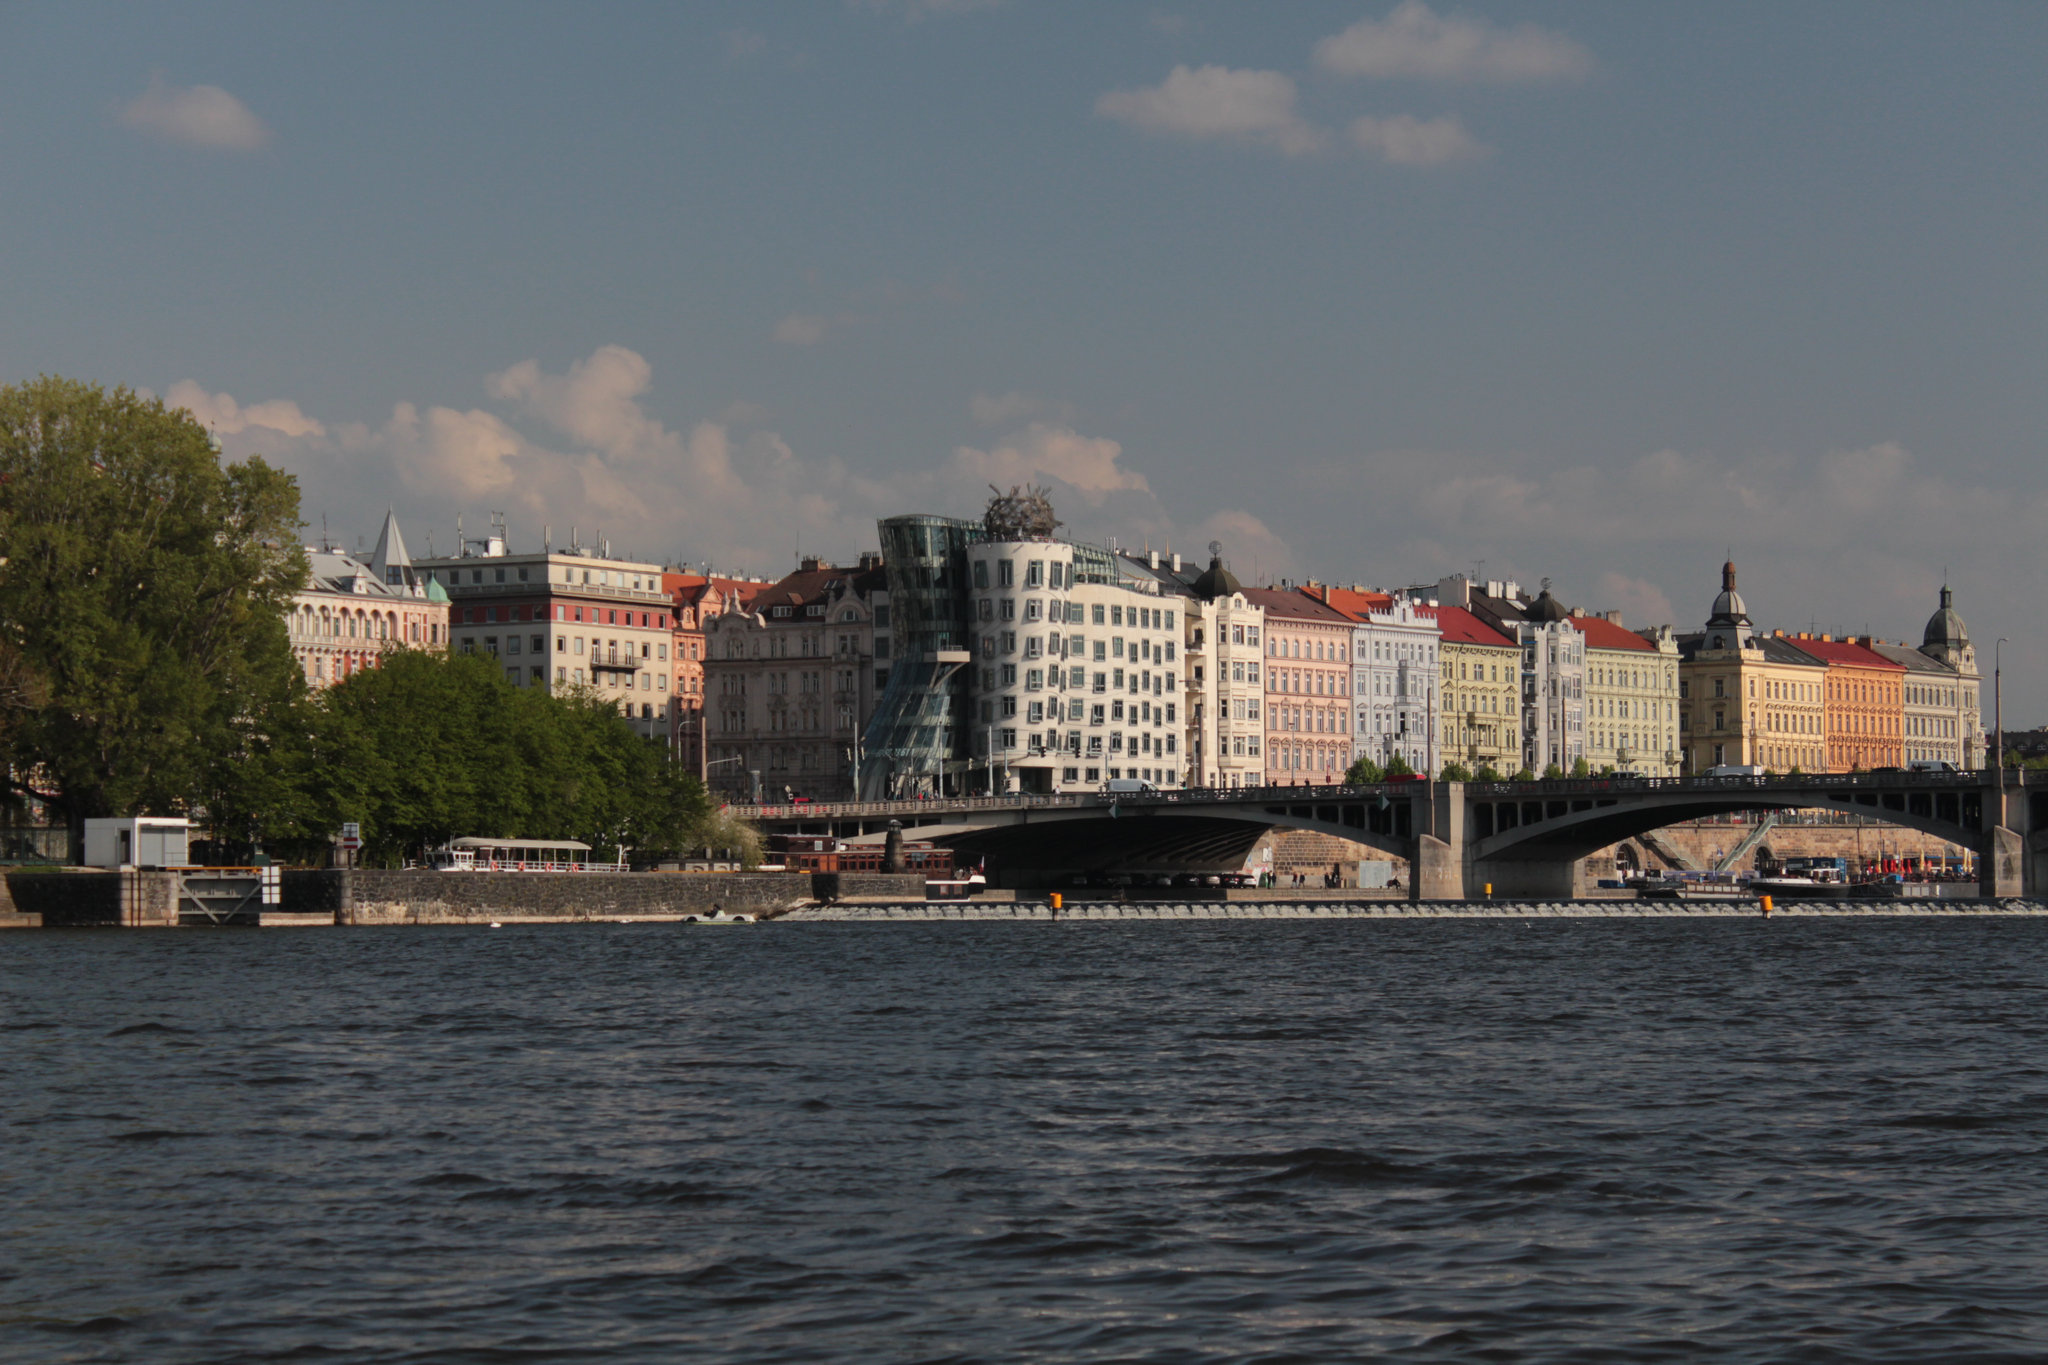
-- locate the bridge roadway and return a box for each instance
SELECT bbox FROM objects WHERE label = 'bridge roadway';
[734,770,2048,900]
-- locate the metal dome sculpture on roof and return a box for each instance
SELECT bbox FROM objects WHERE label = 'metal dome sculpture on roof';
[983,484,1061,541]
[1191,539,1242,600]
[1525,577,1569,623]
[1923,584,1968,649]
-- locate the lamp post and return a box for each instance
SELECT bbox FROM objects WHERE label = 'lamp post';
[1995,637,2008,782]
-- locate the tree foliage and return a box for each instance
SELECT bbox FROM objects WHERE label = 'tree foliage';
[1384,754,1416,779]
[1439,760,1474,782]
[1344,755,1383,785]
[0,378,306,829]
[294,650,716,865]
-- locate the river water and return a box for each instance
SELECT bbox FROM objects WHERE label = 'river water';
[6,918,2048,1363]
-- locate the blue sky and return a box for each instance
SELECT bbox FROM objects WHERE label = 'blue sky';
[5,2,2045,710]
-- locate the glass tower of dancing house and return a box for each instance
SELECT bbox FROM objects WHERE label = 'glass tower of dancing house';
[861,513,1188,797]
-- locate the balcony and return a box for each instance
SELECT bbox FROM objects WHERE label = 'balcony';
[589,655,641,674]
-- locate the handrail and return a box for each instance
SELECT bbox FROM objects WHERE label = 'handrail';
[731,770,2009,820]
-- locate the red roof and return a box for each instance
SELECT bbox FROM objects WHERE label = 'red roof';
[1303,585,1394,621]
[1243,587,1356,625]
[1569,614,1657,653]
[1783,637,1907,671]
[1434,605,1516,648]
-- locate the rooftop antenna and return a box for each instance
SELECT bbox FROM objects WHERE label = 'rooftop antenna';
[319,513,330,552]
[544,523,552,553]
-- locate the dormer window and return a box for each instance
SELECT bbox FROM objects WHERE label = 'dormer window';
[773,606,792,618]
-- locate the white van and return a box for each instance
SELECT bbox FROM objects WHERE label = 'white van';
[1907,760,1959,773]
[1704,764,1765,778]
[1101,778,1157,795]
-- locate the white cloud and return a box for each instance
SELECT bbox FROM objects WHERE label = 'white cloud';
[951,423,1150,505]
[1097,65,1325,157]
[166,381,323,437]
[118,74,272,150]
[773,314,830,346]
[1315,2,1592,84]
[1348,113,1487,165]
[184,350,1292,593]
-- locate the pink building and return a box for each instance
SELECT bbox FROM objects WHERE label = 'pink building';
[1243,588,1355,785]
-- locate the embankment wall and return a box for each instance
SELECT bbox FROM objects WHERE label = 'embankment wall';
[3,870,178,926]
[287,869,828,924]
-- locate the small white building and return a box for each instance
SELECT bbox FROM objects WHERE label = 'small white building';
[84,817,192,869]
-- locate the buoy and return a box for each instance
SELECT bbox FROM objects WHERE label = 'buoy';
[1050,892,1062,911]
[1760,896,1772,918]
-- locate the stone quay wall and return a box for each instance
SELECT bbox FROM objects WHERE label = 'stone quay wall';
[288,869,825,925]
[3,870,178,927]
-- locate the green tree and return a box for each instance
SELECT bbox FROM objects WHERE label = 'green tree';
[1344,755,1384,785]
[0,378,306,840]
[1439,760,1474,782]
[306,650,713,865]
[1474,763,1504,782]
[1543,762,1565,779]
[1570,756,1591,778]
[1513,767,1537,782]
[1384,754,1416,778]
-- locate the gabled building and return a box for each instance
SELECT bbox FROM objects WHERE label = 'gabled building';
[1305,584,1438,777]
[702,555,889,801]
[1572,612,1680,776]
[288,511,449,689]
[1780,634,1906,772]
[666,571,773,778]
[1432,603,1521,776]
[1172,550,1267,790]
[1243,587,1355,785]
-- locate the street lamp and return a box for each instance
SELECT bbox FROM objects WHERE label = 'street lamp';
[1996,637,2008,780]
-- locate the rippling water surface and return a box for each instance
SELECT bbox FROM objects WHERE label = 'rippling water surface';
[7,918,2048,1363]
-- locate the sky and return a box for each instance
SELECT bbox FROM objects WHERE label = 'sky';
[4,1,2045,712]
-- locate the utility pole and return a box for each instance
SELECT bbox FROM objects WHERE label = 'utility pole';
[1995,637,2008,781]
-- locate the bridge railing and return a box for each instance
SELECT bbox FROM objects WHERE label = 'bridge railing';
[732,770,2013,821]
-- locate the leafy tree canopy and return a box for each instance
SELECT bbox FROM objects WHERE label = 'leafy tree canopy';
[1439,761,1474,782]
[0,377,305,828]
[1384,754,1416,779]
[1344,755,1383,785]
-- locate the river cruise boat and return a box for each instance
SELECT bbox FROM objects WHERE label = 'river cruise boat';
[425,838,627,873]
[1750,856,1851,900]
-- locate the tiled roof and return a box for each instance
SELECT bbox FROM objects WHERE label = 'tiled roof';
[1434,605,1516,648]
[1242,587,1356,624]
[1780,636,1907,671]
[1569,613,1657,653]
[1307,586,1394,621]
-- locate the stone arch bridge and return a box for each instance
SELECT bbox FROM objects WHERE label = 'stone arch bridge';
[736,772,2044,900]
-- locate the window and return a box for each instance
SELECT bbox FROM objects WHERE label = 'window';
[974,561,989,589]
[1092,604,1106,625]
[1027,561,1044,588]
[998,560,1015,588]
[1026,668,1043,690]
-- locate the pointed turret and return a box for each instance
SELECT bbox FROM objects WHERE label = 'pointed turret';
[369,509,414,591]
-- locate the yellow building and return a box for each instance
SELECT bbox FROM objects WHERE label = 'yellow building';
[1573,613,1682,775]
[1433,604,1522,776]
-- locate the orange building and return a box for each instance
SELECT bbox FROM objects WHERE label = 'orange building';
[1784,635,1906,771]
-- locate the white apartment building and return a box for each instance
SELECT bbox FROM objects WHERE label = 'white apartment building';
[962,539,1185,794]
[1177,552,1267,790]
[1352,598,1439,775]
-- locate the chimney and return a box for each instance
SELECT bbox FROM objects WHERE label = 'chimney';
[1171,553,1181,573]
[1149,549,1160,570]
